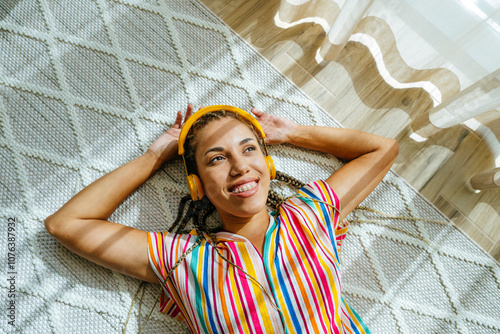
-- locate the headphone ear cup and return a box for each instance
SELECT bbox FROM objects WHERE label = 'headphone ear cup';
[186,174,204,201]
[265,156,276,180]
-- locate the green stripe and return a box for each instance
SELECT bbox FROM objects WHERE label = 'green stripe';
[190,240,210,334]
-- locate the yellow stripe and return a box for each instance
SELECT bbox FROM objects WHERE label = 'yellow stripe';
[196,242,213,334]
[293,202,342,328]
[344,301,366,333]
[216,249,235,333]
[281,226,321,331]
[227,260,250,333]
[280,208,332,328]
[236,243,275,333]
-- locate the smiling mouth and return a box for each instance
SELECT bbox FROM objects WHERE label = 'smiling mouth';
[230,180,258,194]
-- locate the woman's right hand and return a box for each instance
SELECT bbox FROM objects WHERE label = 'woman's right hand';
[146,104,200,170]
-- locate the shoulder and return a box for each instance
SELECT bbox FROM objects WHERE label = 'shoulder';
[296,180,340,205]
[148,230,200,248]
[277,179,341,222]
[281,179,340,211]
[147,230,201,270]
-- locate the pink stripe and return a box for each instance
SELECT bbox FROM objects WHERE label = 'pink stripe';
[282,211,331,333]
[277,221,313,334]
[182,235,202,334]
[211,249,225,331]
[227,243,263,333]
[286,209,340,334]
[168,233,176,272]
[288,205,341,286]
[170,307,179,318]
[225,261,245,333]
[155,233,171,312]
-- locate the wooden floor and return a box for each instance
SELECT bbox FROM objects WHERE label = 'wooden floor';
[200,0,500,261]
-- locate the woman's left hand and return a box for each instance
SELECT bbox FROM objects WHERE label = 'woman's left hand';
[250,108,298,145]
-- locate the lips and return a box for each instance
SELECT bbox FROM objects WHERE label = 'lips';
[230,181,258,194]
[229,179,259,194]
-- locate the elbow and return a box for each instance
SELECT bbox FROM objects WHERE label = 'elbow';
[378,138,399,164]
[388,138,399,159]
[44,214,59,237]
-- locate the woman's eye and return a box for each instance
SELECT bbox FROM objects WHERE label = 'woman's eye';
[245,146,256,152]
[209,156,223,163]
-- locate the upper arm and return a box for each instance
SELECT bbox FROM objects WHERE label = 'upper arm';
[325,138,399,218]
[45,216,159,284]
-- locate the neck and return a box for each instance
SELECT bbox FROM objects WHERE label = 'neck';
[219,208,270,256]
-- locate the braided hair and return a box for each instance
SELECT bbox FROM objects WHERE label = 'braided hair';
[165,110,306,281]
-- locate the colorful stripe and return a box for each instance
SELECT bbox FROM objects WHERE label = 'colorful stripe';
[147,180,371,333]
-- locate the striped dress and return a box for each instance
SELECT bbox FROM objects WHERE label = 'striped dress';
[148,180,371,333]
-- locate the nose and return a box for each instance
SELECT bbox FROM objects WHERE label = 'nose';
[230,154,251,177]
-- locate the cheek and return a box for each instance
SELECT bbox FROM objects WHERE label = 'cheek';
[256,157,270,178]
[198,167,227,194]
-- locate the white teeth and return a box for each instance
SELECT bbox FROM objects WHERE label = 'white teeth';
[231,181,257,194]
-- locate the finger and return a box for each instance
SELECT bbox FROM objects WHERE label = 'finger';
[185,103,193,115]
[173,110,182,128]
[197,105,205,111]
[251,108,263,117]
[184,103,194,123]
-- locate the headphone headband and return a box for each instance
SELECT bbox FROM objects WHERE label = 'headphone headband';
[178,105,266,155]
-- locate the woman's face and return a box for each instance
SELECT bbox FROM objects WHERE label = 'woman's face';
[194,117,270,219]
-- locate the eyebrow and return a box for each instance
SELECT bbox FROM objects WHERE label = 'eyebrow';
[204,138,255,156]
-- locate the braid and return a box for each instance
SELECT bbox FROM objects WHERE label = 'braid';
[139,110,309,332]
[140,170,307,333]
[166,170,307,275]
[267,189,286,212]
[275,170,305,188]
[268,171,306,213]
[169,194,191,233]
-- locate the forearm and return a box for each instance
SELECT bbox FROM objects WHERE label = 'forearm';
[287,125,394,160]
[287,124,398,215]
[47,151,161,221]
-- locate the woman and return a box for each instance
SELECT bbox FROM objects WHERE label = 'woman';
[45,104,398,333]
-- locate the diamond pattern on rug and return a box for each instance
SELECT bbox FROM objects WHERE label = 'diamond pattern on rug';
[4,89,79,157]
[0,0,47,32]
[127,61,187,117]
[47,0,111,46]
[108,1,181,65]
[0,31,59,90]
[58,42,135,111]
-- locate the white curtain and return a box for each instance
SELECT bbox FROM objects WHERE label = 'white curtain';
[276,0,500,169]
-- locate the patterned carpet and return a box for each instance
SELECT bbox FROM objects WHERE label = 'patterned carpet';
[1,0,499,333]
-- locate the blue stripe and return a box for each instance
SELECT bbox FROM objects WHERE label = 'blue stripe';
[203,245,218,333]
[342,296,372,334]
[263,217,289,333]
[190,241,210,334]
[300,185,340,263]
[274,236,301,332]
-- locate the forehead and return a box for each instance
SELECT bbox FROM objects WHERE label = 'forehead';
[195,117,256,148]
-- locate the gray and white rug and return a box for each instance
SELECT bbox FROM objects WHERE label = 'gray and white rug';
[1,0,499,333]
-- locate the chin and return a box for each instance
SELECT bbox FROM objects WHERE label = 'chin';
[211,194,268,218]
[227,193,267,214]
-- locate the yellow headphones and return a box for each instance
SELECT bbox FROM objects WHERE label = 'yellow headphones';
[178,105,276,201]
